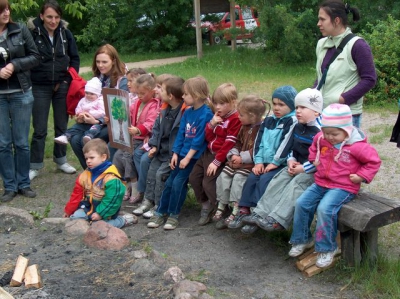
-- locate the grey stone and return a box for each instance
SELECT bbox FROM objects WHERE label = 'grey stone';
[130,259,161,278]
[41,218,69,225]
[133,249,148,259]
[173,280,207,298]
[164,266,185,283]
[65,219,90,236]
[0,207,34,230]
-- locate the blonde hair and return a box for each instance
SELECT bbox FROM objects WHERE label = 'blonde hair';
[126,68,147,78]
[136,73,156,90]
[182,76,210,102]
[237,95,269,119]
[212,83,237,105]
[83,139,110,159]
[156,73,174,85]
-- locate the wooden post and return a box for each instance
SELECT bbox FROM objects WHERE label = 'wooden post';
[194,0,203,59]
[360,229,378,266]
[340,229,361,267]
[230,0,236,51]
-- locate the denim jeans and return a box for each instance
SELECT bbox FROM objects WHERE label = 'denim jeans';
[290,183,355,253]
[70,208,125,228]
[30,82,70,169]
[0,91,34,191]
[132,140,152,193]
[157,156,197,217]
[352,114,362,128]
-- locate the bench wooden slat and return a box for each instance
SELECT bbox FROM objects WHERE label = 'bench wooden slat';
[358,190,400,208]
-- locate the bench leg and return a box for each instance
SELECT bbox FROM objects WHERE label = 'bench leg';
[360,229,378,266]
[340,230,361,267]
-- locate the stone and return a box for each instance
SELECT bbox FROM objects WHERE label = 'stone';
[0,207,34,230]
[41,218,69,225]
[83,221,129,250]
[130,259,161,278]
[173,280,207,298]
[150,249,167,267]
[175,292,193,299]
[65,219,90,236]
[133,249,148,259]
[163,266,185,283]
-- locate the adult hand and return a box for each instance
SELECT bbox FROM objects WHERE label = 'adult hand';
[0,63,14,79]
[83,113,98,125]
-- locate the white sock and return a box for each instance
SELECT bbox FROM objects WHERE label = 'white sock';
[131,181,139,197]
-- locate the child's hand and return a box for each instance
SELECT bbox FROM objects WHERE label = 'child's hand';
[63,212,70,218]
[288,164,304,176]
[207,163,218,176]
[264,163,278,173]
[210,112,223,126]
[104,116,110,124]
[252,163,264,175]
[287,161,301,176]
[148,147,157,158]
[179,157,190,169]
[350,174,364,184]
[128,126,139,136]
[170,153,178,169]
[91,212,102,221]
[231,155,242,165]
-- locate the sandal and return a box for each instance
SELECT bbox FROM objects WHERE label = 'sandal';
[123,186,132,201]
[212,209,224,222]
[129,192,144,204]
[224,214,235,226]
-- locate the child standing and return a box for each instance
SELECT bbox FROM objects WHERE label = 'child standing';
[147,76,213,230]
[133,76,186,217]
[213,95,267,229]
[242,88,322,232]
[189,83,242,226]
[54,77,105,145]
[63,139,136,228]
[228,85,298,233]
[289,103,381,268]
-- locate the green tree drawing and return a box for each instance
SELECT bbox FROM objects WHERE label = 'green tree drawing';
[111,97,128,142]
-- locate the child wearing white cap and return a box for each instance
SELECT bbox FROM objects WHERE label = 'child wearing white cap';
[242,88,323,234]
[55,77,105,145]
[288,103,381,268]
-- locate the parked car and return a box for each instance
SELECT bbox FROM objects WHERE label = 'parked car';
[190,6,259,45]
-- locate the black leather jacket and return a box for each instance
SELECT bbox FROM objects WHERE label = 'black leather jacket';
[27,17,80,85]
[1,22,40,91]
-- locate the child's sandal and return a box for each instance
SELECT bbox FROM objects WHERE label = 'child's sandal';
[123,186,132,201]
[224,214,236,226]
[212,209,224,222]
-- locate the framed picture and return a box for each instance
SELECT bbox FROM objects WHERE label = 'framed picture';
[102,88,132,151]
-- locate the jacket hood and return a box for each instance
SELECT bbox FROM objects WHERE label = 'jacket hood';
[345,127,366,145]
[27,16,69,31]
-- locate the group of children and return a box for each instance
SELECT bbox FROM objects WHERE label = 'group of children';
[61,70,382,269]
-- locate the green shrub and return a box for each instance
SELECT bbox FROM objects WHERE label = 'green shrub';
[361,15,400,106]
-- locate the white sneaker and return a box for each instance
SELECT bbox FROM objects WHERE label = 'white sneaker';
[29,169,39,181]
[288,240,315,257]
[143,205,157,219]
[83,135,92,144]
[132,199,154,216]
[54,135,68,145]
[57,163,77,174]
[316,247,340,268]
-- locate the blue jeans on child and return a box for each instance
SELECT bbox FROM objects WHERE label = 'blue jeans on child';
[70,209,125,228]
[132,140,152,193]
[156,156,197,217]
[290,183,355,253]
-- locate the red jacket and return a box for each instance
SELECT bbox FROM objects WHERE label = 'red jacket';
[129,97,160,142]
[205,110,241,166]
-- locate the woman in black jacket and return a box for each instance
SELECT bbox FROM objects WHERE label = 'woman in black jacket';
[28,0,80,181]
[0,0,40,202]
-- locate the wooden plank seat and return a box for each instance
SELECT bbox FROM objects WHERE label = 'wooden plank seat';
[338,190,400,266]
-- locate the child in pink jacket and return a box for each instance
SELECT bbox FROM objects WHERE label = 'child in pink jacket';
[289,104,381,268]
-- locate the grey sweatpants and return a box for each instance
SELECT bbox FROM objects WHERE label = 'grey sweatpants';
[216,171,249,205]
[144,157,171,206]
[254,167,314,229]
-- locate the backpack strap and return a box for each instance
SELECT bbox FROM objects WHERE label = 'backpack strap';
[317,33,356,90]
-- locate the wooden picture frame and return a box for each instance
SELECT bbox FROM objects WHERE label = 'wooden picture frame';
[102,88,132,151]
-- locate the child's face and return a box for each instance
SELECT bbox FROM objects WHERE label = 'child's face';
[127,74,138,94]
[137,86,154,103]
[182,89,195,106]
[159,83,171,103]
[238,109,256,125]
[272,98,291,118]
[214,101,235,118]
[85,92,98,102]
[296,106,318,124]
[84,150,107,169]
[154,83,162,100]
[322,127,347,145]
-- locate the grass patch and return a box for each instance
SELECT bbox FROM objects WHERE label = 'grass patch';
[367,124,393,144]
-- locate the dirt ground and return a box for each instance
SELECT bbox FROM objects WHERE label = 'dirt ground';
[1,111,398,299]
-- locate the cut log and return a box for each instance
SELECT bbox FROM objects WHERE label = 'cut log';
[297,248,314,261]
[0,286,14,299]
[10,255,29,287]
[296,252,318,271]
[303,256,340,278]
[24,265,43,289]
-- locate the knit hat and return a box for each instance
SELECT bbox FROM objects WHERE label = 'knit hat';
[85,77,102,96]
[321,103,353,137]
[271,85,297,111]
[295,88,323,114]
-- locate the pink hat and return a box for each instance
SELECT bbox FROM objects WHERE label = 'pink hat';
[321,103,353,137]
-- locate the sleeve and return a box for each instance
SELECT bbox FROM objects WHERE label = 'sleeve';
[118,77,129,92]
[272,118,296,166]
[148,113,162,147]
[136,100,160,137]
[354,144,381,183]
[254,119,267,164]
[66,29,80,73]
[90,97,106,119]
[64,176,84,216]
[95,178,125,219]
[172,112,187,155]
[191,110,213,152]
[342,39,377,106]
[213,117,242,166]
[308,132,321,162]
[74,98,85,115]
[10,24,40,72]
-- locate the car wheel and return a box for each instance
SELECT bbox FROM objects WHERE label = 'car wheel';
[213,35,222,45]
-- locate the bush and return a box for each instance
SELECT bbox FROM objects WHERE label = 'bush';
[361,16,400,105]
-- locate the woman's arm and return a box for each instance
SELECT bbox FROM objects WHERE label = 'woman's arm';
[10,24,40,72]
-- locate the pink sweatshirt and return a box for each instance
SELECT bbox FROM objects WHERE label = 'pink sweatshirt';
[129,96,160,142]
[309,129,381,194]
[75,96,105,119]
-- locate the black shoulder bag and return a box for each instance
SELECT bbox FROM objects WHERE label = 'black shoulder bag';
[316,33,356,90]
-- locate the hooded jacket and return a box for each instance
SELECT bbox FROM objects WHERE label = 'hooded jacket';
[309,129,381,194]
[0,22,40,91]
[27,17,80,84]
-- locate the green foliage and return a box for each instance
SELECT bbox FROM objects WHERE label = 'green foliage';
[29,202,53,220]
[361,15,400,105]
[110,97,128,121]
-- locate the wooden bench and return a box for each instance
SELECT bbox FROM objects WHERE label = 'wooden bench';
[338,190,400,267]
